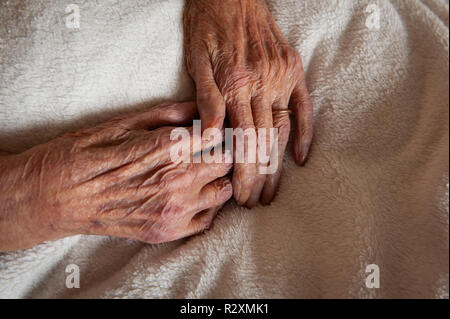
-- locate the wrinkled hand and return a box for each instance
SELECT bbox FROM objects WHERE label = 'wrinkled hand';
[184,0,313,207]
[0,102,232,252]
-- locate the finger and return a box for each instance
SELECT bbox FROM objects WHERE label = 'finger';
[124,123,211,166]
[195,177,233,213]
[78,128,189,188]
[76,102,198,147]
[121,101,198,131]
[245,95,273,208]
[261,113,291,205]
[87,125,225,187]
[245,174,265,208]
[193,58,226,131]
[290,71,314,166]
[193,149,233,185]
[143,125,225,167]
[227,87,257,205]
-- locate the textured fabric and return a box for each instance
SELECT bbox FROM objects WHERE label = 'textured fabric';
[0,0,448,298]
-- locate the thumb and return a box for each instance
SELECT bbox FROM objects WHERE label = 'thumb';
[122,101,199,130]
[66,102,198,145]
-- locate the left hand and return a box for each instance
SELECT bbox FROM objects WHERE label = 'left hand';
[0,102,233,251]
[184,0,314,207]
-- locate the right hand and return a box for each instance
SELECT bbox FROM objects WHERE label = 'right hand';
[184,0,314,207]
[0,102,232,251]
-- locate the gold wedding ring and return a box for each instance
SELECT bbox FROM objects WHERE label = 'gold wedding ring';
[272,109,292,117]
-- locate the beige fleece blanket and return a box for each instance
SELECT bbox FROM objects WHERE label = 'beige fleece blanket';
[0,0,448,298]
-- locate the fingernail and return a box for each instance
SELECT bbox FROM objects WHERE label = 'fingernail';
[295,141,311,166]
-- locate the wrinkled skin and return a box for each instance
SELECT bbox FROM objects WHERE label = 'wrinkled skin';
[184,0,314,207]
[0,102,232,252]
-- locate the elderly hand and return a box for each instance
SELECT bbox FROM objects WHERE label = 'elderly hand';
[0,102,232,252]
[184,0,313,207]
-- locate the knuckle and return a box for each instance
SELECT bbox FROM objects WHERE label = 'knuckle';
[159,192,185,218]
[197,86,216,102]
